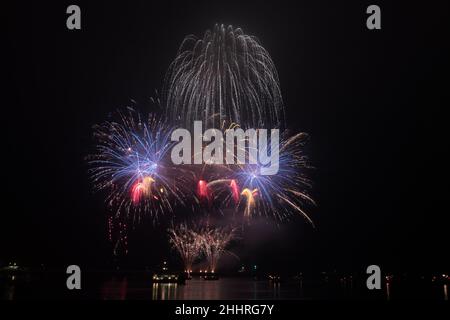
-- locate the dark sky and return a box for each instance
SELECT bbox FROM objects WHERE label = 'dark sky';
[2,0,449,273]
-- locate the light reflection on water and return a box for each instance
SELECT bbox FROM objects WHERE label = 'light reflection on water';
[100,278,305,300]
[386,282,391,301]
[103,277,325,300]
[101,277,128,300]
[103,277,448,300]
[152,283,178,300]
[2,276,449,300]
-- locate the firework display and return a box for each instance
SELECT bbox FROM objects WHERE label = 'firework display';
[233,132,315,223]
[168,224,237,274]
[5,0,447,304]
[88,108,189,220]
[168,224,203,275]
[88,24,315,268]
[163,24,285,130]
[197,227,237,273]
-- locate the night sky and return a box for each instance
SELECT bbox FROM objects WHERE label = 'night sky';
[3,1,449,274]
